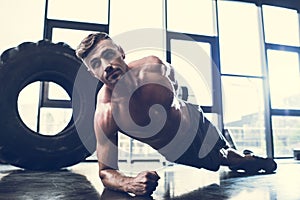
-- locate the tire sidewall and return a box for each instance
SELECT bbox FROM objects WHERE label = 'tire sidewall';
[0,42,97,170]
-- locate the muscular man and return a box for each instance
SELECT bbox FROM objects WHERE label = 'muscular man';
[76,32,277,196]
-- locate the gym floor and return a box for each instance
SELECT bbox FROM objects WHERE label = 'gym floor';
[0,160,299,200]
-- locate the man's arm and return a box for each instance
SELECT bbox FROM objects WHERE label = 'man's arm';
[94,103,160,196]
[164,61,179,93]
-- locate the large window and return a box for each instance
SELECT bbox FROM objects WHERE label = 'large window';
[218,1,263,76]
[267,50,300,110]
[109,0,165,65]
[0,0,45,53]
[167,0,216,36]
[272,116,300,157]
[222,77,266,155]
[263,5,300,157]
[218,1,268,155]
[48,0,109,24]
[110,0,164,35]
[263,5,299,46]
[170,39,213,106]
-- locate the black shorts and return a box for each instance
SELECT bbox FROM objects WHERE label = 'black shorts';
[174,104,228,171]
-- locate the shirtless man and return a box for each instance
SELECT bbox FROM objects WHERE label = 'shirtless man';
[76,32,277,196]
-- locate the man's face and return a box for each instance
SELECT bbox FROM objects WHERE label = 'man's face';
[83,39,127,88]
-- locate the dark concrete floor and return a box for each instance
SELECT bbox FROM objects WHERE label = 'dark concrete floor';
[0,159,299,200]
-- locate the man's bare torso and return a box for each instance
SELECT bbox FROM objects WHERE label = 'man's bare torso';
[95,56,191,149]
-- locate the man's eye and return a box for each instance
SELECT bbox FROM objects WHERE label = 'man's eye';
[102,49,117,60]
[91,59,101,69]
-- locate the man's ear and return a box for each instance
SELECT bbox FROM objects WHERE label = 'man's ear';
[118,45,125,59]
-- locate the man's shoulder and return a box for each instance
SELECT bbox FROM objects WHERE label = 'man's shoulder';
[128,55,163,67]
[144,55,163,63]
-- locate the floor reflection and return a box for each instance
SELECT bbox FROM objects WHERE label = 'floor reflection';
[100,189,154,200]
[100,185,230,200]
[161,169,276,200]
[0,160,299,200]
[163,183,229,200]
[0,169,101,200]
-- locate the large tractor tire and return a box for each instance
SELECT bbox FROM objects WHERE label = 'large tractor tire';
[0,40,101,170]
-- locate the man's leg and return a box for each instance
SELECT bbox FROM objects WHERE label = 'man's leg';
[219,148,277,173]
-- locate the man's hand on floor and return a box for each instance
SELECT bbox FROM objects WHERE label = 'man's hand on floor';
[126,171,160,196]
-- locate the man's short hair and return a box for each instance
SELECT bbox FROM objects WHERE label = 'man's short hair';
[76,32,111,60]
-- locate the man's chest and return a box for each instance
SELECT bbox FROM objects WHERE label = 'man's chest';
[110,96,169,134]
